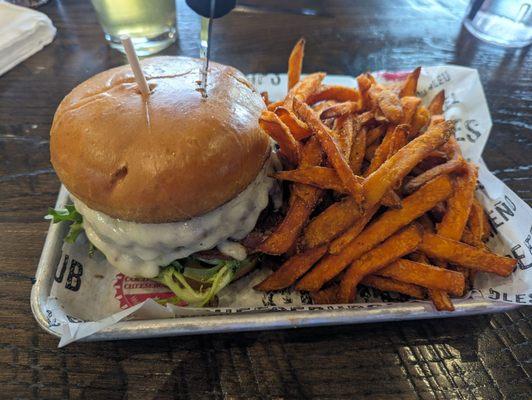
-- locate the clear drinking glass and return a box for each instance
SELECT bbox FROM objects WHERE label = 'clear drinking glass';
[91,0,177,56]
[464,0,532,48]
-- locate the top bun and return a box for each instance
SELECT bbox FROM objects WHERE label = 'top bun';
[50,56,270,223]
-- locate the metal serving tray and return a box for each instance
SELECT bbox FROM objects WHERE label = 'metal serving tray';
[31,187,518,342]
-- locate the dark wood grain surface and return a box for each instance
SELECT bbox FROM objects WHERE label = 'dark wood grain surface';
[1,0,531,398]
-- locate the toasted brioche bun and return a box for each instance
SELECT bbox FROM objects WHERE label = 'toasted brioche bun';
[50,56,270,223]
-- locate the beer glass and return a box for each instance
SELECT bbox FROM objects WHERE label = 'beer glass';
[91,0,177,55]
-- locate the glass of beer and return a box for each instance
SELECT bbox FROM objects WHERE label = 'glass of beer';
[91,0,177,56]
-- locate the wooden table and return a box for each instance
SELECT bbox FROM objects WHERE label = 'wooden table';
[1,0,530,398]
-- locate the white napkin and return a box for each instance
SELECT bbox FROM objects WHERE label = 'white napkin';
[0,1,56,76]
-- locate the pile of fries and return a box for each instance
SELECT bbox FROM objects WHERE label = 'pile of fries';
[254,39,516,311]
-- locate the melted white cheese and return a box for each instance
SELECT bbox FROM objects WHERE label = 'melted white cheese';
[73,158,274,278]
[217,241,247,261]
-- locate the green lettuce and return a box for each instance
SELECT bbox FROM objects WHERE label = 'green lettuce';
[45,205,84,243]
[155,257,257,307]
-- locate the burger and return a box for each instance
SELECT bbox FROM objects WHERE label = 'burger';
[47,56,275,306]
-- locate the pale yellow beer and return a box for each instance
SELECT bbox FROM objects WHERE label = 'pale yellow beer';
[91,0,176,55]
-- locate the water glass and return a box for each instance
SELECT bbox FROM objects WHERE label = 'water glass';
[464,0,532,48]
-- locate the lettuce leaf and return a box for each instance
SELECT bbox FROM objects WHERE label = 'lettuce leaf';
[45,205,84,243]
[155,257,257,307]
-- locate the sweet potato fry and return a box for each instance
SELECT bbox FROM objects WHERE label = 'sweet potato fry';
[274,106,312,140]
[307,85,359,105]
[365,124,408,178]
[356,73,374,110]
[437,163,478,240]
[363,120,454,208]
[259,111,301,165]
[349,126,366,175]
[254,245,327,291]
[261,91,270,106]
[399,67,421,97]
[310,284,339,304]
[285,72,326,108]
[291,136,325,200]
[419,232,517,276]
[461,227,481,248]
[338,225,423,302]
[304,197,359,248]
[297,175,453,291]
[366,72,377,85]
[364,126,396,176]
[302,193,398,249]
[377,259,465,296]
[361,275,425,299]
[258,138,323,255]
[400,96,422,125]
[429,90,445,116]
[257,195,319,255]
[298,192,395,249]
[390,134,409,193]
[320,101,362,119]
[410,106,430,135]
[479,207,492,241]
[390,125,409,158]
[274,167,348,193]
[300,135,324,164]
[293,98,365,204]
[429,289,455,311]
[267,100,284,111]
[329,205,380,253]
[357,110,375,126]
[441,135,461,157]
[377,90,404,124]
[303,121,454,247]
[287,38,305,90]
[468,198,491,242]
[409,252,453,311]
[403,158,468,194]
[366,125,385,146]
[312,100,337,114]
[333,115,355,159]
[429,115,445,127]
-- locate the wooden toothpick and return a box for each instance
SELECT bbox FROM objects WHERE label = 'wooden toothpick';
[120,35,150,96]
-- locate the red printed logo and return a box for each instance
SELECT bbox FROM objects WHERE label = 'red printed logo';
[113,273,174,309]
[378,71,410,82]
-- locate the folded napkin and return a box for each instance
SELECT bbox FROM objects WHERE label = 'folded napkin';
[0,1,56,76]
